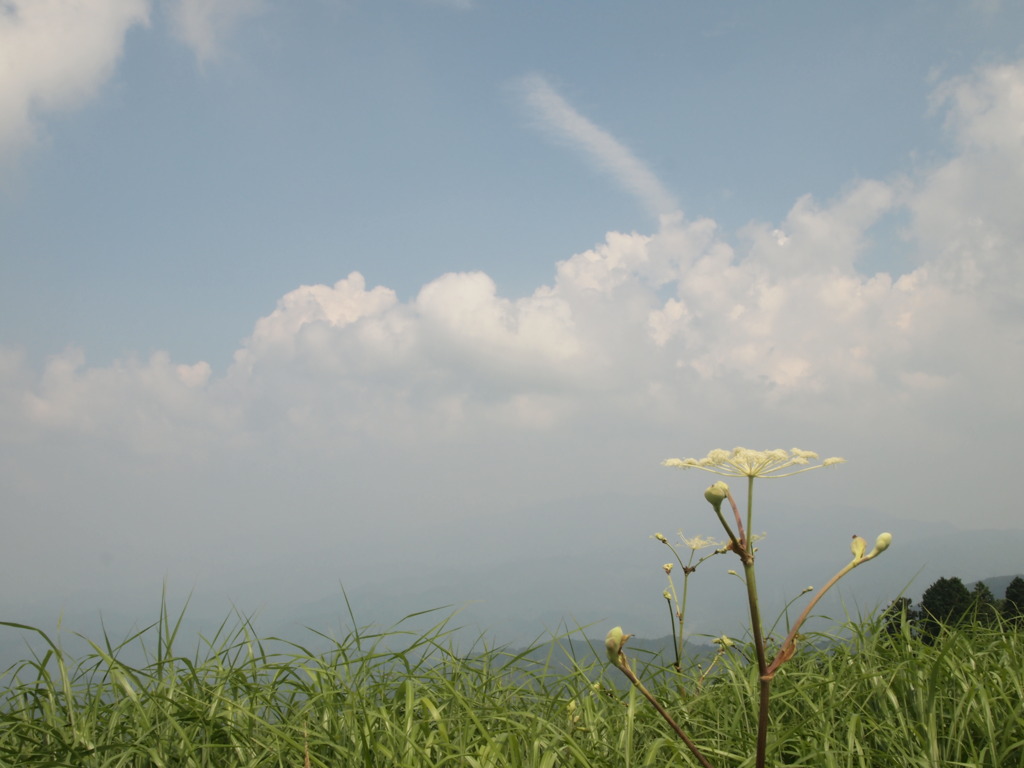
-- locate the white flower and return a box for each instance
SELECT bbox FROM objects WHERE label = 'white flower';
[663,447,845,478]
[679,532,722,551]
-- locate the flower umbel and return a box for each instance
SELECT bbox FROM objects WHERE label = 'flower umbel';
[663,447,845,478]
[679,532,722,551]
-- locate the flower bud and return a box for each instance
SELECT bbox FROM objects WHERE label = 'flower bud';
[866,532,892,559]
[663,563,673,574]
[605,626,628,664]
[654,532,668,543]
[704,481,729,512]
[850,535,867,560]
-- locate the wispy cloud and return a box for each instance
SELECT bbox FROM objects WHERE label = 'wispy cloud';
[518,73,680,217]
[168,0,264,65]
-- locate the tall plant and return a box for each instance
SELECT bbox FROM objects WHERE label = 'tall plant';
[605,447,892,768]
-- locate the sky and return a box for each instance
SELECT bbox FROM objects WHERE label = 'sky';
[2,1,1024,647]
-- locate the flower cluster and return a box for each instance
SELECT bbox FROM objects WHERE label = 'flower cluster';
[680,532,721,551]
[663,447,845,478]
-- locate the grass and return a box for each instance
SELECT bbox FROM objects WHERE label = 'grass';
[2,603,1023,767]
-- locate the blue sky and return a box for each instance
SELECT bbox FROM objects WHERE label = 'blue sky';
[5,1,1018,366]
[2,1,1024,641]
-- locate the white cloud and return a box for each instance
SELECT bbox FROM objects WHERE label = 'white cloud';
[22,348,238,456]
[0,0,149,153]
[742,179,898,275]
[518,73,680,217]
[911,61,1024,317]
[233,273,401,368]
[167,0,262,64]
[414,272,583,377]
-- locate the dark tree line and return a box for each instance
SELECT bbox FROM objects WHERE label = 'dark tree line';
[881,575,1024,641]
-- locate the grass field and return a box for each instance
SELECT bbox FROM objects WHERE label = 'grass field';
[2,603,1022,768]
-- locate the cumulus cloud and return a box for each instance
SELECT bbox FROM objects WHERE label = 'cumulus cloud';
[518,73,680,217]
[22,347,239,456]
[167,0,263,64]
[910,61,1024,317]
[0,0,149,153]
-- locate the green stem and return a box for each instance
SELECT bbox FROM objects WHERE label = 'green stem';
[713,505,742,554]
[666,594,680,671]
[679,570,691,658]
[741,476,771,768]
[745,476,755,553]
[755,675,771,768]
[743,558,771,768]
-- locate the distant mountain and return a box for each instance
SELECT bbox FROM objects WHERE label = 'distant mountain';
[2,493,1022,672]
[272,497,1024,648]
[966,574,1024,600]
[505,633,718,668]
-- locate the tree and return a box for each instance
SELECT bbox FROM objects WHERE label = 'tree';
[918,576,972,640]
[970,581,999,626]
[1004,576,1024,625]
